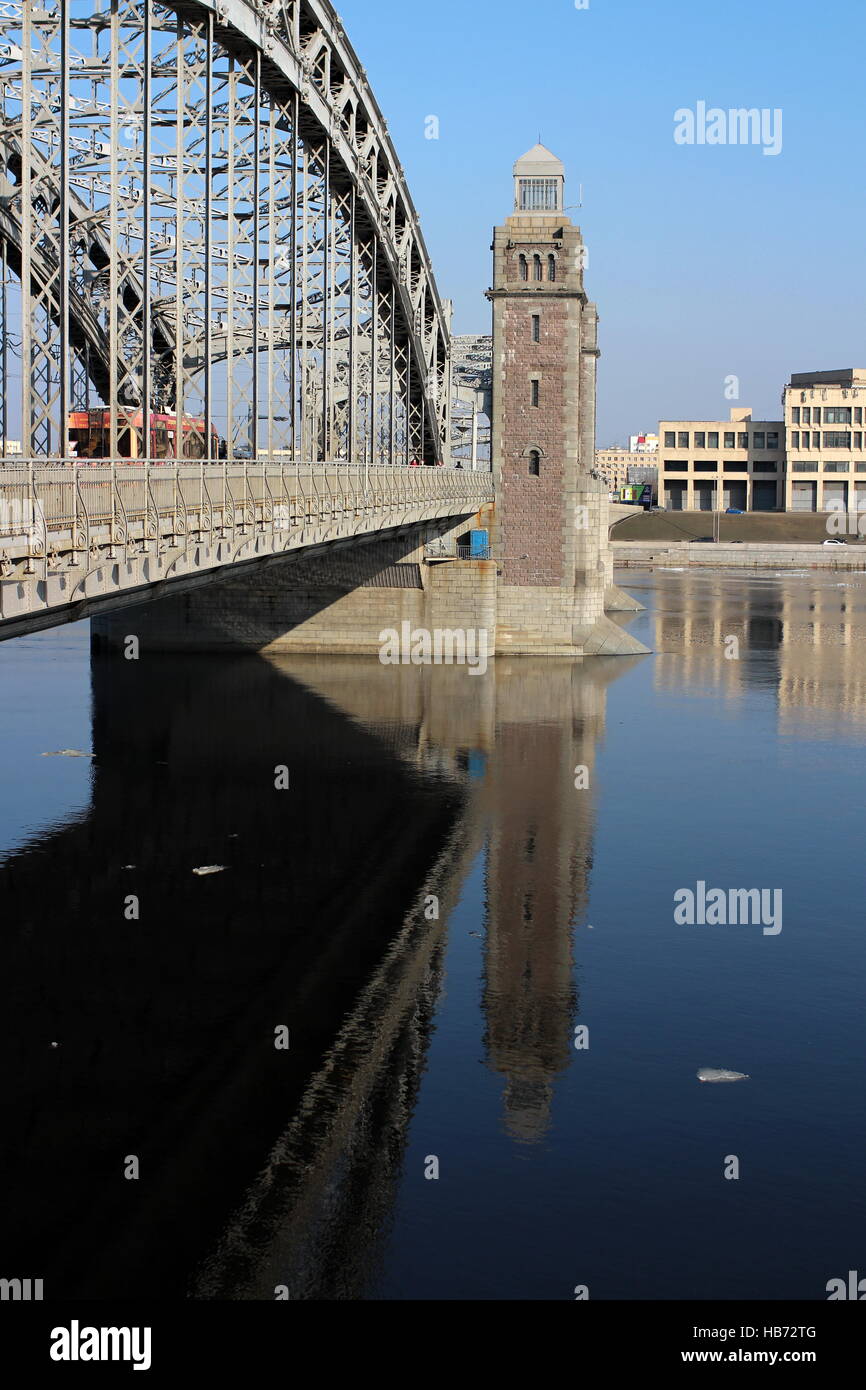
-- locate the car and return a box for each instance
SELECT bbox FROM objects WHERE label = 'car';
[823,537,847,545]
[690,536,714,543]
[725,507,744,514]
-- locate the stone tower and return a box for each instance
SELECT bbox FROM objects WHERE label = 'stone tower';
[488,146,645,655]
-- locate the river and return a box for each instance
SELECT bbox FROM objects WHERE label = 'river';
[1,568,864,1300]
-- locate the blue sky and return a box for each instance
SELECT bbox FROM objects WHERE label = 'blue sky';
[337,0,866,443]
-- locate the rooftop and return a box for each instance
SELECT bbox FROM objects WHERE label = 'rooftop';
[788,369,866,387]
[513,143,564,176]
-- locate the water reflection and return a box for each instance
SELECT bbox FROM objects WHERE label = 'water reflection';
[0,647,634,1299]
[482,664,613,1143]
[646,569,866,734]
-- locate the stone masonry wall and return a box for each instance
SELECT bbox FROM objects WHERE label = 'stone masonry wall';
[91,518,498,657]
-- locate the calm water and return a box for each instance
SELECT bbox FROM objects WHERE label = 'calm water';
[1,568,865,1301]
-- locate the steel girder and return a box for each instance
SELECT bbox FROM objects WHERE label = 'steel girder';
[0,0,451,465]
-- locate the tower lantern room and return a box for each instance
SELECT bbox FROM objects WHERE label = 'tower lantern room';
[512,144,565,215]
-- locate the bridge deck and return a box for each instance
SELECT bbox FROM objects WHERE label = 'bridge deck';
[0,462,493,640]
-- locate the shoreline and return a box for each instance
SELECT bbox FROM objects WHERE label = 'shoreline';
[613,542,866,570]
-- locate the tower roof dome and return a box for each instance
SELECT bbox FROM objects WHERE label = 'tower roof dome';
[512,144,565,177]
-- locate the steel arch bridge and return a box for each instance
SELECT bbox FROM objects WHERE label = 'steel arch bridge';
[0,0,451,467]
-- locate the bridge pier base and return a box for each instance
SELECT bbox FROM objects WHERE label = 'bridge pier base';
[91,519,496,657]
[605,584,646,613]
[90,509,645,660]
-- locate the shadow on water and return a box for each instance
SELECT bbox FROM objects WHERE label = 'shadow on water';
[0,646,637,1299]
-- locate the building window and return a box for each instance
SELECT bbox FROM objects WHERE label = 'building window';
[519,255,528,281]
[664,461,688,472]
[791,431,800,449]
[531,379,540,407]
[528,450,541,476]
[754,460,778,471]
[802,407,811,425]
[547,255,556,282]
[724,432,735,448]
[678,431,689,448]
[753,431,766,449]
[723,462,746,473]
[531,314,540,342]
[855,408,863,426]
[664,431,676,447]
[791,407,800,424]
[812,432,821,448]
[823,432,852,449]
[694,461,717,472]
[708,431,719,449]
[792,462,818,472]
[813,408,821,425]
[824,407,852,424]
[738,432,749,448]
[694,431,705,448]
[767,431,779,449]
[519,177,560,212]
[824,461,850,473]
[533,255,543,281]
[855,433,863,450]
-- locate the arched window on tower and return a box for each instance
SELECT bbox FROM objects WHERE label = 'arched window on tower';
[533,255,542,281]
[519,254,528,281]
[528,450,541,477]
[548,255,556,282]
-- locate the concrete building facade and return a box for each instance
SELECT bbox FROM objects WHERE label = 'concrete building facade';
[783,369,866,512]
[596,448,656,494]
[658,408,783,511]
[628,433,659,454]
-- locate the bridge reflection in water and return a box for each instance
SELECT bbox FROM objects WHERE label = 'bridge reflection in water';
[0,646,637,1299]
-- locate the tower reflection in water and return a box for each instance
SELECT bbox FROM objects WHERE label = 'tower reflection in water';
[0,644,635,1299]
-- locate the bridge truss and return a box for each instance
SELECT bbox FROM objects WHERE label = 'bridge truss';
[0,0,451,466]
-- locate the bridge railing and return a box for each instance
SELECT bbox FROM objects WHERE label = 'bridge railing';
[0,461,493,574]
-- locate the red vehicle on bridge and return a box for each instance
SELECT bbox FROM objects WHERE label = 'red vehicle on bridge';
[67,409,220,462]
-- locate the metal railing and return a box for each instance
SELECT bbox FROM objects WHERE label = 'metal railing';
[425,538,492,561]
[0,460,494,579]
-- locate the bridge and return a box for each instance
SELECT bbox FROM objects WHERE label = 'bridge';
[0,2,645,657]
[0,460,490,638]
[0,0,494,639]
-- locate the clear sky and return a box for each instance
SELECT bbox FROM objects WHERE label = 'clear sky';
[337,0,866,444]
